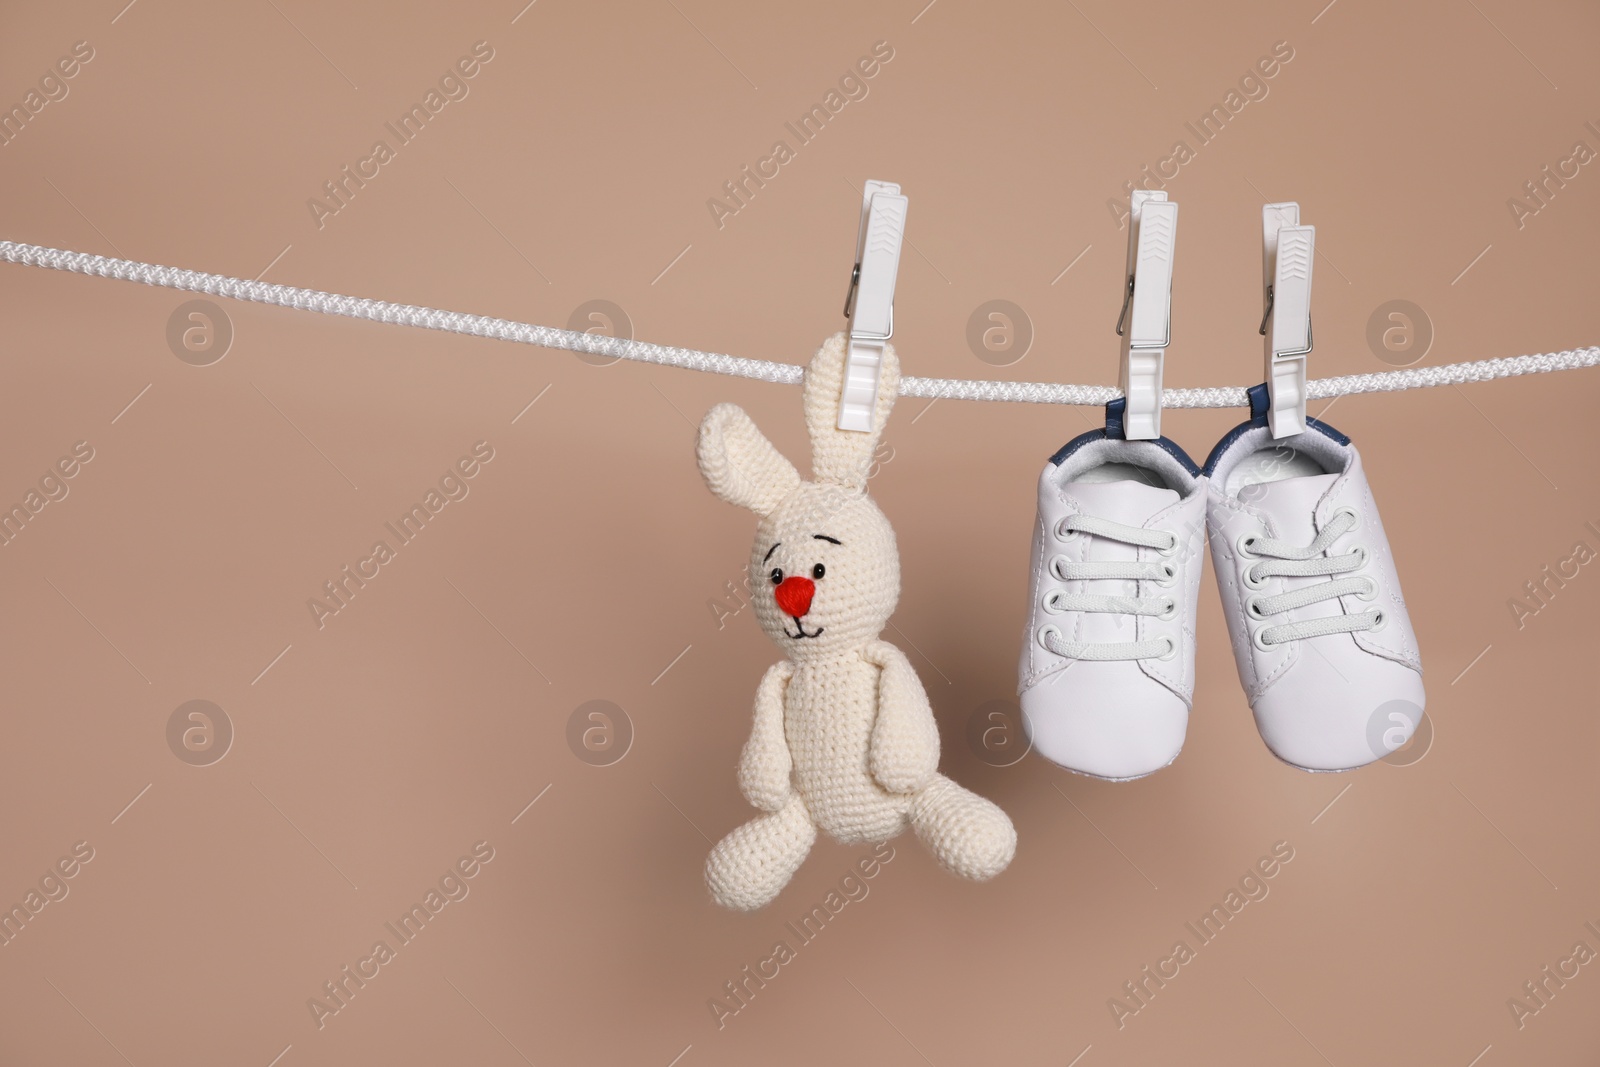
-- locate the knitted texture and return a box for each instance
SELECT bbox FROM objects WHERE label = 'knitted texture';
[802,332,901,487]
[697,334,1017,911]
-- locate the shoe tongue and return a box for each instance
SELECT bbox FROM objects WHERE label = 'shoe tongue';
[1250,473,1339,542]
[1056,479,1180,644]
[1061,479,1179,526]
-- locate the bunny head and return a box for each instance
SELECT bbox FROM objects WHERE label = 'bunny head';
[698,334,901,662]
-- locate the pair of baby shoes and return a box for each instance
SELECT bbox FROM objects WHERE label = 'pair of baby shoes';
[1018,386,1425,779]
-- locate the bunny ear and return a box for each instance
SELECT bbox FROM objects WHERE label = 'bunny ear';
[803,333,900,489]
[697,403,801,517]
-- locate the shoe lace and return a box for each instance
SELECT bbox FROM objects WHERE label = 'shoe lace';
[1241,508,1382,646]
[1039,514,1177,663]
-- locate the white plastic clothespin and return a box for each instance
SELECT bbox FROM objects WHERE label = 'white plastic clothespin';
[1260,203,1315,438]
[1116,190,1179,440]
[839,180,908,432]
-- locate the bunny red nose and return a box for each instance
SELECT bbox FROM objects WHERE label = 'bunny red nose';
[774,576,815,618]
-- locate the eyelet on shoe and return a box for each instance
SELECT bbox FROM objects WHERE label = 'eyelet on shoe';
[1038,624,1063,651]
[1157,598,1178,621]
[1155,636,1177,661]
[1156,534,1179,559]
[1156,562,1178,587]
[1241,564,1268,591]
[1369,610,1388,633]
[1246,595,1267,619]
[1236,533,1261,559]
[1332,506,1361,530]
[1049,554,1071,581]
[1355,577,1379,602]
[1251,626,1276,652]
[1041,592,1065,615]
[1348,545,1370,569]
[1053,517,1080,543]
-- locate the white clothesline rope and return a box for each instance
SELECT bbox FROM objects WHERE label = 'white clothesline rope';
[3,240,1596,408]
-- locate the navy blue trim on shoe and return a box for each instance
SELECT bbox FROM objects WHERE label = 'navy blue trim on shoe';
[1247,381,1269,421]
[1201,382,1352,476]
[1048,396,1201,476]
[1104,396,1127,440]
[1047,425,1111,467]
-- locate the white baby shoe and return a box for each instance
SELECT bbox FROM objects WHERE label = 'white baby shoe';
[1018,401,1208,780]
[1203,386,1425,772]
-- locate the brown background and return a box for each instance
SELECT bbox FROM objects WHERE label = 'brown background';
[1,0,1598,1064]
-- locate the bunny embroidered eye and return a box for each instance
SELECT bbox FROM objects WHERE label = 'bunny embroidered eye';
[812,563,826,579]
[770,568,783,585]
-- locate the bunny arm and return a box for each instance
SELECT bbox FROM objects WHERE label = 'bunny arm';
[862,641,941,794]
[737,661,796,812]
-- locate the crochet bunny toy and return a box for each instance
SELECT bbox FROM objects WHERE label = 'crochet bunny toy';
[697,334,1017,911]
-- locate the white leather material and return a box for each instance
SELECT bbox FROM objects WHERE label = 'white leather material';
[1021,663,1189,781]
[1206,426,1425,771]
[1252,636,1425,771]
[1017,439,1207,780]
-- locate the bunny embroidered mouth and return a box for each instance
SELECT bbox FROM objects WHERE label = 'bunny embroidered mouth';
[785,621,824,639]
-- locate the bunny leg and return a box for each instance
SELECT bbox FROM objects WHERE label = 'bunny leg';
[908,774,1017,882]
[706,795,817,911]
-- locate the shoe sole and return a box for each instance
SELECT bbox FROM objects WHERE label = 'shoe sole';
[1051,748,1183,783]
[1259,739,1379,775]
